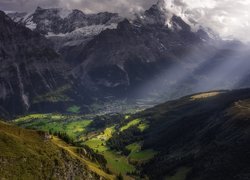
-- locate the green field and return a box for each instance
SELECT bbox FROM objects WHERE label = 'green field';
[103,151,135,175]
[120,118,141,131]
[84,138,108,152]
[65,120,93,138]
[126,142,157,162]
[84,140,135,175]
[84,126,136,175]
[14,114,92,139]
[13,113,146,177]
[138,122,149,132]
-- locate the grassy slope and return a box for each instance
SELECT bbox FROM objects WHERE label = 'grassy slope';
[139,89,250,179]
[0,121,102,179]
[51,136,115,180]
[120,119,141,131]
[84,136,135,175]
[13,113,136,177]
[9,89,250,180]
[13,112,157,177]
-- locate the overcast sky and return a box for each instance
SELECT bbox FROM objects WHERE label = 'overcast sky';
[0,0,249,42]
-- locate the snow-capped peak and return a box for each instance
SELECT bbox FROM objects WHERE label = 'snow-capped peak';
[155,0,193,29]
[7,7,123,35]
[152,0,218,39]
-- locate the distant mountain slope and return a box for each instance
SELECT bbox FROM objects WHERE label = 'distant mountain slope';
[129,89,250,179]
[69,3,211,97]
[0,11,68,117]
[0,120,99,179]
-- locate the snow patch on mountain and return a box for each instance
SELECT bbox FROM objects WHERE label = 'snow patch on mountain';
[47,23,117,38]
[26,20,37,30]
[7,7,123,40]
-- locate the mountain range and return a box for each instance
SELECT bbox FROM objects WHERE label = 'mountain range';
[1,0,250,179]
[1,0,250,118]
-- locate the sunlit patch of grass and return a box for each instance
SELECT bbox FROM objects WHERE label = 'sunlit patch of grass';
[50,114,66,120]
[14,114,51,123]
[125,115,130,119]
[120,119,141,132]
[84,138,108,153]
[97,126,116,141]
[14,114,93,140]
[138,123,149,132]
[104,126,116,138]
[84,138,135,175]
[103,151,135,175]
[14,114,73,124]
[190,92,221,100]
[85,126,135,175]
[66,120,92,138]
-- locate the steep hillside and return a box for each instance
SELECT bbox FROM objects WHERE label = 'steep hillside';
[11,89,250,179]
[0,11,69,118]
[0,120,100,179]
[103,89,250,179]
[137,89,250,179]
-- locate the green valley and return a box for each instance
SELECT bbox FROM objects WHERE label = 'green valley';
[4,89,250,180]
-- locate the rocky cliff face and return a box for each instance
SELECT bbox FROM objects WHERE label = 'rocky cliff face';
[0,11,67,117]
